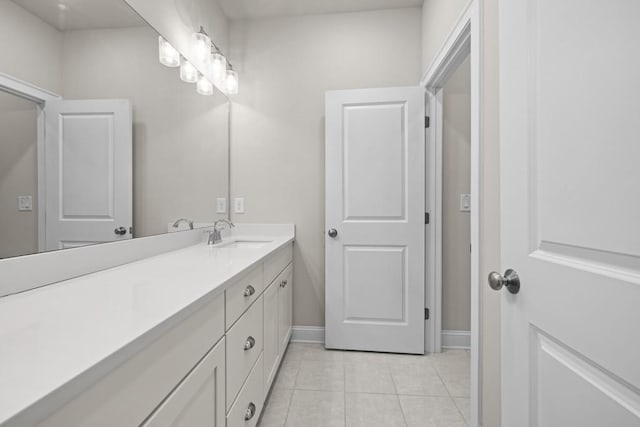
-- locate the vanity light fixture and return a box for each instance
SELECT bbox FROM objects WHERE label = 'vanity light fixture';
[197,74,214,96]
[158,36,180,67]
[211,52,227,86]
[179,57,198,83]
[224,68,239,95]
[162,26,239,95]
[192,31,212,65]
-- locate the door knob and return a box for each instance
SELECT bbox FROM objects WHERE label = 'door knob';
[328,228,338,238]
[488,269,520,294]
[114,227,127,236]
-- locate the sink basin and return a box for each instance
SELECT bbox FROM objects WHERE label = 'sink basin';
[215,240,272,249]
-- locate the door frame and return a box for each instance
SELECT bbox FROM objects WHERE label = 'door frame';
[420,1,480,426]
[0,72,61,252]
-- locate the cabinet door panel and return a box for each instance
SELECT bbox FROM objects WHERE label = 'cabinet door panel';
[143,338,226,427]
[263,282,280,393]
[226,297,263,410]
[278,264,293,356]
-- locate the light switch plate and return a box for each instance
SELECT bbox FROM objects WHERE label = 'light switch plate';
[18,195,32,211]
[460,193,471,212]
[234,197,245,214]
[216,197,226,214]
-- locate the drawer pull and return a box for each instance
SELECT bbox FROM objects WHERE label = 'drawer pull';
[280,279,288,288]
[244,285,256,297]
[245,402,256,421]
[244,336,256,351]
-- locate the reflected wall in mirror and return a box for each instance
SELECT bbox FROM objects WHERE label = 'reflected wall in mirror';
[0,0,229,259]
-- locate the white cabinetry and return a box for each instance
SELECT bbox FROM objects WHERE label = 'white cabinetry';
[278,264,293,357]
[263,278,280,391]
[143,338,226,426]
[263,262,293,393]
[36,242,293,427]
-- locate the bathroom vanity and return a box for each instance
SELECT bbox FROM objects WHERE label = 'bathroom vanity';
[0,225,294,426]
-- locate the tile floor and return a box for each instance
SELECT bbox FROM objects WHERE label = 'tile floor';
[257,343,470,427]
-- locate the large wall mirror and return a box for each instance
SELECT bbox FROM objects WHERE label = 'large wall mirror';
[0,0,229,259]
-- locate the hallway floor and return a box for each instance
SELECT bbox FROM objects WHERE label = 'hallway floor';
[257,343,470,427]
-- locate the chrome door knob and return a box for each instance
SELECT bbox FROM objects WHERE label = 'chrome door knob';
[328,228,338,238]
[114,226,127,236]
[488,269,520,294]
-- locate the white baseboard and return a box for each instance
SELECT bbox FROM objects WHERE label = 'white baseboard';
[291,327,470,349]
[291,326,325,343]
[441,330,471,349]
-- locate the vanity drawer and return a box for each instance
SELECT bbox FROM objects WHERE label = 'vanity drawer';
[263,243,293,287]
[227,353,264,427]
[226,265,264,330]
[226,296,264,410]
[39,293,225,427]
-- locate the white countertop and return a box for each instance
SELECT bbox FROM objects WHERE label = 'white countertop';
[0,226,294,425]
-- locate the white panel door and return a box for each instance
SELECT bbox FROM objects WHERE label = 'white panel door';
[499,1,640,425]
[325,87,425,354]
[44,99,132,250]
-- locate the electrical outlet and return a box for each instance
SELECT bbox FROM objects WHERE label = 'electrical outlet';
[234,197,245,214]
[460,193,471,212]
[18,195,32,211]
[216,197,226,214]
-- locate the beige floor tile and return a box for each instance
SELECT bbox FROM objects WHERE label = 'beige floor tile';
[454,397,470,425]
[391,366,449,396]
[387,355,435,375]
[437,369,470,397]
[273,357,301,390]
[295,360,345,391]
[285,343,344,363]
[258,388,293,427]
[399,396,467,427]
[345,393,406,427]
[345,362,395,394]
[343,351,388,366]
[285,390,345,427]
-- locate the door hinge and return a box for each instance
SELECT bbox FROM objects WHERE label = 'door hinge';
[425,116,430,128]
[425,212,430,225]
[425,308,430,320]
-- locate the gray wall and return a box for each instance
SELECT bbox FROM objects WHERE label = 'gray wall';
[61,26,229,237]
[228,8,422,327]
[0,0,62,93]
[442,56,471,332]
[421,0,468,77]
[422,0,502,425]
[0,93,38,258]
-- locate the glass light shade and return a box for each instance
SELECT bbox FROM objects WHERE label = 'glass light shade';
[211,53,227,85]
[224,69,239,95]
[196,74,214,96]
[179,57,198,83]
[158,36,179,67]
[192,32,211,65]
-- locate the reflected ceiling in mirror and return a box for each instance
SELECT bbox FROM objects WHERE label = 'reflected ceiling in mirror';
[0,0,229,260]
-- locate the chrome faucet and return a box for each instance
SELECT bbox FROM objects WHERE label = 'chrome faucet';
[208,219,235,245]
[172,218,194,230]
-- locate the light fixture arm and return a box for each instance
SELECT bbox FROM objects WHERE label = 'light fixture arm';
[199,26,233,70]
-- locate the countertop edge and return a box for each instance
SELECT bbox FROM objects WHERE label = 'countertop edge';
[1,235,294,426]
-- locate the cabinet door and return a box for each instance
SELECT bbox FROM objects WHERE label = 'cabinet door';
[143,338,226,427]
[263,282,280,393]
[278,265,293,356]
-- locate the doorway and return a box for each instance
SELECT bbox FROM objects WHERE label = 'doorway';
[422,1,481,425]
[441,56,471,351]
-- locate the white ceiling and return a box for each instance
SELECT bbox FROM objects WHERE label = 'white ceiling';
[10,0,146,31]
[218,0,423,20]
